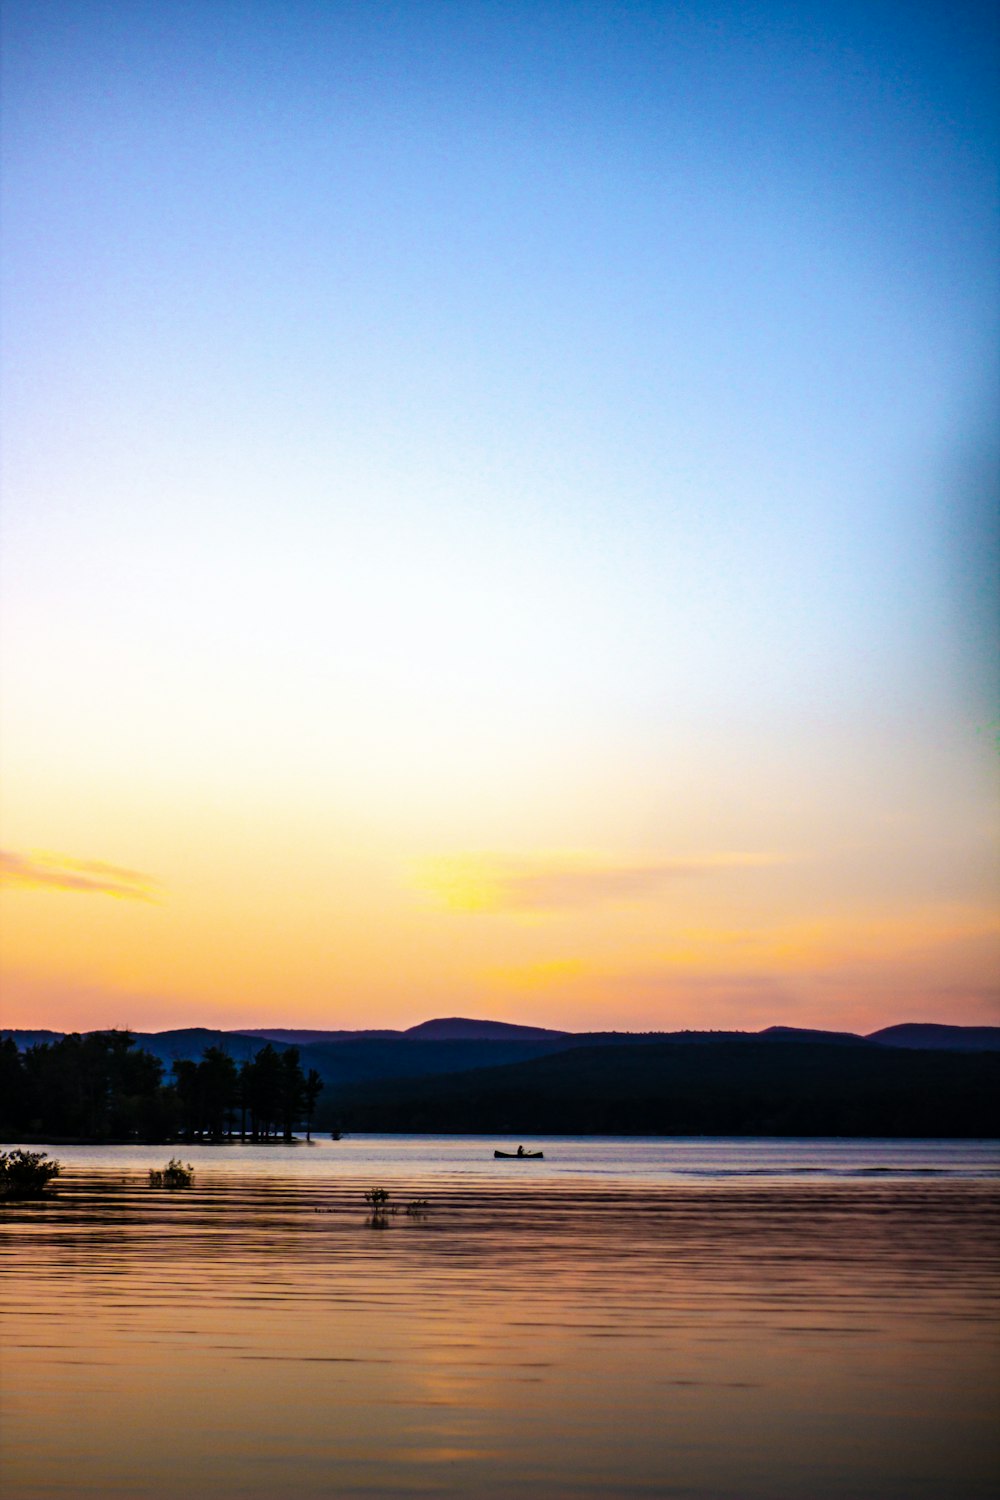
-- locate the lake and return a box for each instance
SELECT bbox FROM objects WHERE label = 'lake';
[2,1137,998,1499]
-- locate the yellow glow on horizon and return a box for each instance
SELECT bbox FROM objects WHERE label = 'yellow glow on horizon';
[1,807,996,1034]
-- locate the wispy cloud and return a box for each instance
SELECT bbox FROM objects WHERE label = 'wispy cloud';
[0,851,159,901]
[417,851,786,914]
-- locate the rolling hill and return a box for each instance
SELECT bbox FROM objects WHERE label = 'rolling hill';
[325,1036,1000,1137]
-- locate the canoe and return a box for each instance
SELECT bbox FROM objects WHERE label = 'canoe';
[494,1150,544,1159]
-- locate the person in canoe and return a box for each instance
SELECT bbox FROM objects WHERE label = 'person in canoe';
[516,1145,524,1156]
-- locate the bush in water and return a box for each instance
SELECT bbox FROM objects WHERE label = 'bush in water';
[0,1149,61,1199]
[148,1158,194,1188]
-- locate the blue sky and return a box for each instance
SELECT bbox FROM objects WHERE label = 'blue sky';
[1,0,997,1032]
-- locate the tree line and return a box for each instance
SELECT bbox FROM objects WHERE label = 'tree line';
[0,1031,323,1143]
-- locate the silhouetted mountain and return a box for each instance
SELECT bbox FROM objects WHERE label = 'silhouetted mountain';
[0,1030,64,1049]
[7,1021,1000,1138]
[331,1038,1000,1137]
[238,1028,401,1045]
[759,1025,869,1046]
[7,1020,998,1077]
[224,1017,568,1047]
[403,1017,568,1041]
[130,1028,278,1065]
[867,1024,1000,1052]
[2,1027,293,1064]
[295,1036,572,1093]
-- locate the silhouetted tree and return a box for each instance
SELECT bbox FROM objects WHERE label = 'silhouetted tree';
[0,1039,27,1135]
[17,1031,164,1139]
[237,1058,251,1141]
[1,1032,320,1145]
[172,1058,201,1136]
[280,1048,305,1142]
[199,1047,238,1139]
[246,1044,283,1140]
[302,1068,323,1141]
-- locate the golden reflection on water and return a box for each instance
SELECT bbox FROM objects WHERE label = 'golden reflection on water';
[1,1169,998,1499]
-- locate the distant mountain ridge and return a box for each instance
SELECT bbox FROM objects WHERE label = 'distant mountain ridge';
[866,1024,1000,1052]
[5,1017,999,1056]
[240,1017,568,1044]
[239,1028,400,1045]
[761,1025,868,1046]
[404,1017,567,1041]
[4,1017,998,1140]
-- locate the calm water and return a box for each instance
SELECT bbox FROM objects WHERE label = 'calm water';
[2,1137,998,1499]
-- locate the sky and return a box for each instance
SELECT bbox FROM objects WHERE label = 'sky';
[1,0,997,1036]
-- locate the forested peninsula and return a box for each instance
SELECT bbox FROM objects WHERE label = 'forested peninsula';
[0,1031,323,1143]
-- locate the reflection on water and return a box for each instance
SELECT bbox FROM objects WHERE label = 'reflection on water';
[1,1140,998,1499]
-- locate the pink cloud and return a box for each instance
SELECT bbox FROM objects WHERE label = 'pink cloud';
[0,850,158,901]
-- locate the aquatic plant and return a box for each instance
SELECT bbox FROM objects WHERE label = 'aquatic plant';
[362,1188,430,1224]
[0,1149,61,1199]
[363,1185,398,1226]
[148,1158,194,1188]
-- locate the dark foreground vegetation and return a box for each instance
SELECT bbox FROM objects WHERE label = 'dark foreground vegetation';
[333,1038,1000,1137]
[148,1158,195,1188]
[0,1149,60,1199]
[0,1031,323,1143]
